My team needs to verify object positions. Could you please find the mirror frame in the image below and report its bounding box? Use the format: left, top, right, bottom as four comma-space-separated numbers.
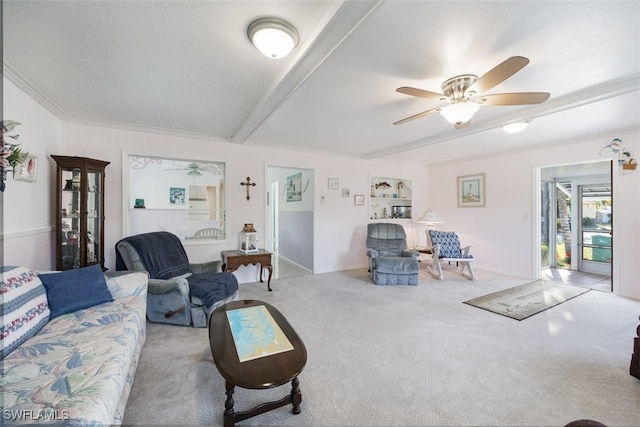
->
122, 152, 227, 245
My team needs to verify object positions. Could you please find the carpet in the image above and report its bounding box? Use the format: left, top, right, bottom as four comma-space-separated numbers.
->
464, 280, 590, 320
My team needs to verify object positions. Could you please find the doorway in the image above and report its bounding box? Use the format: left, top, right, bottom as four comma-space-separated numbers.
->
265, 166, 315, 275
539, 161, 612, 292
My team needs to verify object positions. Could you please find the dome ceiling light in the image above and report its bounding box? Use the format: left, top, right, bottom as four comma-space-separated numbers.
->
502, 121, 530, 134
248, 17, 299, 59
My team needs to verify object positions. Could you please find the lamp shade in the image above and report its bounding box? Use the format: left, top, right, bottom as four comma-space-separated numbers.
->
439, 101, 479, 125
417, 209, 444, 224
248, 18, 299, 59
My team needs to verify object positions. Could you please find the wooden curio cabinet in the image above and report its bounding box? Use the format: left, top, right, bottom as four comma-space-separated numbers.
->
52, 155, 110, 270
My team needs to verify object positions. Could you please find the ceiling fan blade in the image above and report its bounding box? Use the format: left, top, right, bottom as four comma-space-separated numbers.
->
393, 107, 440, 125
396, 86, 444, 100
454, 120, 471, 130
468, 56, 530, 94
477, 92, 550, 106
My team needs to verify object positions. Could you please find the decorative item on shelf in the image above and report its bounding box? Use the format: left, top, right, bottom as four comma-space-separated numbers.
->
134, 198, 146, 208
64, 179, 74, 190
0, 120, 28, 192
61, 208, 67, 217
72, 174, 81, 191
622, 159, 637, 171
238, 223, 258, 253
241, 176, 256, 200
397, 180, 404, 198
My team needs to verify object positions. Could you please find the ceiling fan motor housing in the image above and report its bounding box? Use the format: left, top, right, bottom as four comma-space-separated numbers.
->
441, 74, 478, 101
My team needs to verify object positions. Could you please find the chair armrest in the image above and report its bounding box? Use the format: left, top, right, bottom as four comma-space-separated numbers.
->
366, 248, 379, 259
431, 245, 441, 259
189, 260, 223, 274
461, 245, 472, 257
402, 250, 420, 259
105, 271, 149, 299
148, 277, 189, 294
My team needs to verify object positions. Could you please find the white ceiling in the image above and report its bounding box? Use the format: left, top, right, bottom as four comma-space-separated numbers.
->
3, 1, 640, 167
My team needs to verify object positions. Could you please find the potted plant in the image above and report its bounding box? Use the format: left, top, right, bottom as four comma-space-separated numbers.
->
1, 120, 28, 191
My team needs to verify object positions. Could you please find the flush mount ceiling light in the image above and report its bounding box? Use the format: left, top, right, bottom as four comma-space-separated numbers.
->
502, 121, 530, 134
248, 17, 299, 59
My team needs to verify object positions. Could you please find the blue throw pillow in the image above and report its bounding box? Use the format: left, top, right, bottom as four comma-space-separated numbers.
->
39, 264, 113, 319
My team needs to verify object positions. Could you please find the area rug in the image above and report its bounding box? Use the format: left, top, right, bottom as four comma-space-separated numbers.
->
464, 280, 590, 320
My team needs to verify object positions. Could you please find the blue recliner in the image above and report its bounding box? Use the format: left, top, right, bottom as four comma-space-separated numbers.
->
115, 231, 238, 327
366, 223, 420, 285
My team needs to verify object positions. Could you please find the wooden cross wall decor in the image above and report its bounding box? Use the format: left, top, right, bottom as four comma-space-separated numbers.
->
241, 176, 256, 200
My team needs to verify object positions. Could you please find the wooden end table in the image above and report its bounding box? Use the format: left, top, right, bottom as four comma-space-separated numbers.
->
209, 300, 307, 426
221, 249, 273, 291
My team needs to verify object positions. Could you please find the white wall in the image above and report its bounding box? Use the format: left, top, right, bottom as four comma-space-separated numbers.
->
1, 78, 64, 270
61, 123, 430, 276
428, 131, 640, 299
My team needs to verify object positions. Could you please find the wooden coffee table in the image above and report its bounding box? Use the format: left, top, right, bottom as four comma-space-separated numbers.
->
221, 249, 273, 291
208, 299, 307, 426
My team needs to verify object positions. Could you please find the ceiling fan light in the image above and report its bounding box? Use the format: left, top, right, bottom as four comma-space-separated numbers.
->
439, 101, 480, 125
248, 18, 299, 59
502, 121, 530, 134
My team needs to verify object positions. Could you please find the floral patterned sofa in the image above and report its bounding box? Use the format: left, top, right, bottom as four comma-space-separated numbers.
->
1, 265, 148, 425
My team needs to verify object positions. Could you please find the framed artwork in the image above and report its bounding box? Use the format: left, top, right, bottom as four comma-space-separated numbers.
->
354, 194, 364, 205
327, 177, 339, 190
287, 172, 302, 202
342, 188, 350, 197
13, 154, 38, 182
169, 187, 186, 205
457, 173, 485, 207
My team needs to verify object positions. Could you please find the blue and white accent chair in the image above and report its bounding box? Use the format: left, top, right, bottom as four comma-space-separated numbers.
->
427, 230, 476, 280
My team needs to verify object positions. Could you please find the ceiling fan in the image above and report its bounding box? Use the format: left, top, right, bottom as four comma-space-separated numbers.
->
394, 56, 550, 129
164, 161, 225, 177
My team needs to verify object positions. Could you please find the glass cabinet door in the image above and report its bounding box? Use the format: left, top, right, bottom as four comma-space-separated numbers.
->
60, 167, 82, 270
53, 155, 110, 271
86, 169, 103, 266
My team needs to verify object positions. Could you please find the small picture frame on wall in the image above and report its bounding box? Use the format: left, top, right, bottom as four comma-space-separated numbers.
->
342, 188, 350, 197
327, 178, 339, 190
354, 194, 364, 205
169, 187, 186, 205
457, 173, 485, 207
13, 154, 38, 182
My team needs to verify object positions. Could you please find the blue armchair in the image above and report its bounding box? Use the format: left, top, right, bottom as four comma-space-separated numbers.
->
366, 223, 420, 285
427, 230, 476, 280
115, 231, 238, 327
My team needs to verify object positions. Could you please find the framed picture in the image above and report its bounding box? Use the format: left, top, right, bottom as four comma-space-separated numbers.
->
169, 187, 186, 205
457, 173, 485, 207
354, 194, 364, 205
342, 188, 350, 197
287, 172, 302, 202
13, 154, 38, 182
327, 177, 339, 190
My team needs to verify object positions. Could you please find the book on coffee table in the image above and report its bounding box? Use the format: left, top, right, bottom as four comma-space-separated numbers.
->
226, 305, 294, 362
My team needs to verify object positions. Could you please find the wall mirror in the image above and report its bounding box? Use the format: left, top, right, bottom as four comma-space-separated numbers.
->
124, 154, 226, 243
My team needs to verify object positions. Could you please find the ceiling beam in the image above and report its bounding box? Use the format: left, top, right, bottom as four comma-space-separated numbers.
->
363, 75, 640, 160
230, 0, 381, 144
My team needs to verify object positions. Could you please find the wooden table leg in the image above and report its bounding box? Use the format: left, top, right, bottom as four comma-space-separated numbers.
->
291, 377, 302, 414
224, 382, 236, 427
266, 265, 273, 291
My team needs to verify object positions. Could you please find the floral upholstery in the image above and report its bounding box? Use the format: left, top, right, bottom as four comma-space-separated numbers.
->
0, 271, 147, 425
